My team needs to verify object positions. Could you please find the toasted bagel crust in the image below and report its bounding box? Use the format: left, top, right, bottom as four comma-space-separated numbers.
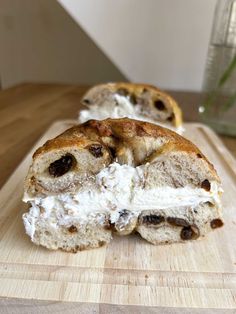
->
33, 118, 218, 181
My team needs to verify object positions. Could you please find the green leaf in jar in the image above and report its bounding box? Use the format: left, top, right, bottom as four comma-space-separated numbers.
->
218, 54, 236, 87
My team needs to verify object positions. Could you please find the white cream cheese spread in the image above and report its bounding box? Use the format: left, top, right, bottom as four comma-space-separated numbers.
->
23, 163, 221, 239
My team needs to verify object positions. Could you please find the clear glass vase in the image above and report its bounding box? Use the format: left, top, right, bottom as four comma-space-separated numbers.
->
199, 0, 236, 136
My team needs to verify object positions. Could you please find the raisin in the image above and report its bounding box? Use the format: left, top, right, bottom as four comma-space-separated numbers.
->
68, 225, 78, 233
107, 220, 115, 231
130, 94, 137, 105
104, 222, 112, 230
180, 225, 199, 240
210, 219, 224, 229
180, 226, 193, 240
98, 241, 106, 247
201, 179, 211, 191
117, 88, 129, 96
83, 98, 90, 104
206, 201, 214, 207
109, 146, 116, 159
39, 206, 45, 214
167, 113, 174, 121
142, 215, 165, 225
119, 209, 129, 218
48, 154, 74, 177
88, 144, 103, 158
197, 153, 202, 158
167, 217, 189, 227
154, 100, 166, 111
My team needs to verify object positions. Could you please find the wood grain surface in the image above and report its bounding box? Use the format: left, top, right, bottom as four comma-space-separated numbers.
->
0, 83, 235, 190
0, 84, 236, 313
0, 120, 235, 312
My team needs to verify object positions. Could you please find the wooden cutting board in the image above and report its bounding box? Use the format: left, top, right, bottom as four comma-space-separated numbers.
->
0, 120, 236, 311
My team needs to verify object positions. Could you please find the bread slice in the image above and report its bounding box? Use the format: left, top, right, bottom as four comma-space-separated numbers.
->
79, 83, 183, 133
23, 118, 223, 252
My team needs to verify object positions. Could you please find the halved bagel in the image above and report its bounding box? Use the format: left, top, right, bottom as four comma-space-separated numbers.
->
23, 118, 223, 252
79, 83, 183, 132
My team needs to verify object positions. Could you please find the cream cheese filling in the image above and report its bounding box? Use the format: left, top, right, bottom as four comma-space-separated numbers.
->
78, 94, 184, 134
23, 163, 221, 239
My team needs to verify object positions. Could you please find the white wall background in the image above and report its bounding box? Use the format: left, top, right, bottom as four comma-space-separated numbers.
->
59, 0, 217, 91
0, 0, 217, 91
0, 0, 125, 89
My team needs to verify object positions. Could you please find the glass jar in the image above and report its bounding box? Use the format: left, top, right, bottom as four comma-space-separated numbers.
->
199, 0, 236, 136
